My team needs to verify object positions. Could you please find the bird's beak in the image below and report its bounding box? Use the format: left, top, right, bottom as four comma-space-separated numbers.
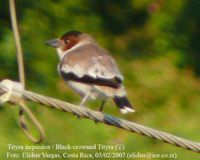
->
46, 39, 60, 48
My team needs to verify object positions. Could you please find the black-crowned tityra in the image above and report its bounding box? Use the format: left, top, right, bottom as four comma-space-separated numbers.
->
46, 31, 134, 114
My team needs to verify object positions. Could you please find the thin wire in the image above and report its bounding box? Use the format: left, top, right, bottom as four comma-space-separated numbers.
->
19, 101, 44, 143
9, 0, 45, 143
9, 0, 25, 85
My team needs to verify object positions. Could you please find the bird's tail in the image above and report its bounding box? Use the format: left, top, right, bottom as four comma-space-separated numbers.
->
113, 96, 135, 114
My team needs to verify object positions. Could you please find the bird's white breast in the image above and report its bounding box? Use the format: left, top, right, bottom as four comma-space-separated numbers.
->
67, 81, 95, 99
67, 80, 126, 100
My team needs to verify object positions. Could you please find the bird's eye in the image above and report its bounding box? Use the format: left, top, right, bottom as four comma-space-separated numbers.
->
65, 39, 70, 44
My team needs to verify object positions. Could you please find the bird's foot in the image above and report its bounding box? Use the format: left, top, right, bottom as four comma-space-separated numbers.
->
94, 109, 103, 124
75, 105, 87, 119
72, 112, 81, 119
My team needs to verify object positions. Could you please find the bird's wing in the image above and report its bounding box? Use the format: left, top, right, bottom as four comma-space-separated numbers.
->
59, 44, 124, 88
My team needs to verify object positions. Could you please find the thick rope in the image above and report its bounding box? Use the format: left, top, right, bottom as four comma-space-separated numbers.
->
0, 82, 199, 153
9, 0, 45, 143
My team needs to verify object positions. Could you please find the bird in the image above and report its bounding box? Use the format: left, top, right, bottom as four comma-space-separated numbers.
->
46, 31, 134, 114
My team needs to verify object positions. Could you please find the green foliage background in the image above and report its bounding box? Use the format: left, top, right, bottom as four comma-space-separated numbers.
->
0, 0, 200, 159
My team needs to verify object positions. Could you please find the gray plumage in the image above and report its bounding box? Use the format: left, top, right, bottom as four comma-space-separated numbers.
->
46, 31, 134, 113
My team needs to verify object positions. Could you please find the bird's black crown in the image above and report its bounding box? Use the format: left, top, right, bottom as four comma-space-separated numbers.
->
61, 31, 82, 39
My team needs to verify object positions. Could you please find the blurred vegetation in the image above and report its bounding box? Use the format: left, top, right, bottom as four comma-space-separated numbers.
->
0, 0, 200, 159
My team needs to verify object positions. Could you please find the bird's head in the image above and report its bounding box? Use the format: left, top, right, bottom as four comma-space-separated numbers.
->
46, 30, 82, 49
46, 30, 95, 58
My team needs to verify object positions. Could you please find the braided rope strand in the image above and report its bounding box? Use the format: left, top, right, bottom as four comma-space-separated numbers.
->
0, 82, 199, 153
21, 89, 200, 153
